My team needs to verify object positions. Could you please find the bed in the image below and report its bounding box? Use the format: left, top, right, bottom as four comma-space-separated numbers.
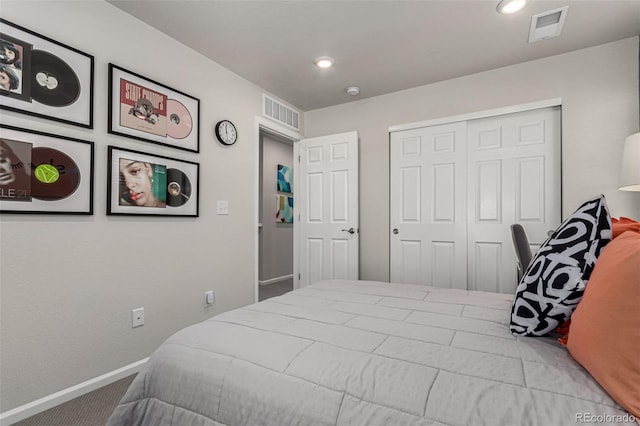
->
107, 279, 633, 426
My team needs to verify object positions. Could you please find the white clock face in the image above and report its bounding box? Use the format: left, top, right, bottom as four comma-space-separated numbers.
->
217, 120, 237, 145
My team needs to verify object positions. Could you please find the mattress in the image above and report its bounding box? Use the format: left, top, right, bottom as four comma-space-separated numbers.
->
107, 279, 633, 426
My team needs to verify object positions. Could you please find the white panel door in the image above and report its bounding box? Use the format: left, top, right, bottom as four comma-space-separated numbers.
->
389, 106, 561, 293
390, 122, 467, 288
467, 107, 561, 293
295, 131, 359, 288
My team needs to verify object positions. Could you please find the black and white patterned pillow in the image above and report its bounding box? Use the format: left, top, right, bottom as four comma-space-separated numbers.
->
510, 195, 612, 336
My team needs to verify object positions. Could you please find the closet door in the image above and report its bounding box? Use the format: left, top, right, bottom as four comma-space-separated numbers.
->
389, 122, 467, 288
389, 106, 561, 293
467, 107, 561, 293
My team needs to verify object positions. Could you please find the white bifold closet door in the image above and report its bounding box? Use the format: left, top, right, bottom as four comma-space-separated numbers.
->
390, 106, 561, 294
389, 122, 468, 289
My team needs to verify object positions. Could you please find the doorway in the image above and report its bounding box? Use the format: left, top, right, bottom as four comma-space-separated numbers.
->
258, 127, 296, 301
253, 117, 360, 302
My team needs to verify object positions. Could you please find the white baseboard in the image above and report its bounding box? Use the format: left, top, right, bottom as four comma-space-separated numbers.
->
0, 358, 148, 426
259, 274, 293, 286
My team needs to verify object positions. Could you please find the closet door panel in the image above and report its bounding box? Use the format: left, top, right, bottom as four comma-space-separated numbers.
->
467, 107, 561, 294
390, 123, 467, 288
516, 156, 546, 222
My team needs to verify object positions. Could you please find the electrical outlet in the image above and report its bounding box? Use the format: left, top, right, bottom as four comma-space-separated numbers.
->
216, 200, 229, 215
205, 290, 215, 305
132, 308, 144, 328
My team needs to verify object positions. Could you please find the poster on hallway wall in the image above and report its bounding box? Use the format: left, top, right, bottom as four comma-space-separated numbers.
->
277, 164, 292, 193
276, 194, 293, 223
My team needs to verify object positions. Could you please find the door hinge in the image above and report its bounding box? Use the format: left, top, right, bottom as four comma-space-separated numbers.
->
298, 155, 301, 163
298, 273, 301, 280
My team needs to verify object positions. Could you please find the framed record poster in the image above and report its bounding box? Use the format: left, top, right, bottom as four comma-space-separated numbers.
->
107, 146, 199, 217
108, 64, 200, 153
0, 19, 94, 128
0, 124, 94, 214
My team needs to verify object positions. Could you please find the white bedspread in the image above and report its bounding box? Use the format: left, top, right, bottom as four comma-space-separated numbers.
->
107, 280, 633, 426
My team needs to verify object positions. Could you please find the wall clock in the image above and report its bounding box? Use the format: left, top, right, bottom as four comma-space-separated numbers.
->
215, 120, 237, 146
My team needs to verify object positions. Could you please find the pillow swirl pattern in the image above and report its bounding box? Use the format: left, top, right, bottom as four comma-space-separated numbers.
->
510, 195, 612, 336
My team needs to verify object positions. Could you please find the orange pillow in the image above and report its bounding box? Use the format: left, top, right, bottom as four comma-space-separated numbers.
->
556, 217, 639, 340
612, 217, 640, 239
566, 231, 640, 417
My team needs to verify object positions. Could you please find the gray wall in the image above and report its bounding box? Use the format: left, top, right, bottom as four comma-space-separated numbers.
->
0, 0, 296, 412
259, 134, 294, 282
304, 37, 640, 283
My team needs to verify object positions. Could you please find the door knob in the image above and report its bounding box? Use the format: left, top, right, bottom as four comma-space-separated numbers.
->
341, 227, 356, 234
393, 228, 399, 234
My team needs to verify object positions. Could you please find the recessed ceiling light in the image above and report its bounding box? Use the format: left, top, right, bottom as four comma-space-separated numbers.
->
314, 56, 335, 69
497, 0, 527, 14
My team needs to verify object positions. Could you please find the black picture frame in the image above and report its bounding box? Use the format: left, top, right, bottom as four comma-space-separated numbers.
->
0, 19, 94, 129
107, 146, 199, 217
108, 64, 200, 153
0, 124, 94, 214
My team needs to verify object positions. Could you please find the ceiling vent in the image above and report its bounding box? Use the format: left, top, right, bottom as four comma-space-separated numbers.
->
263, 94, 300, 131
528, 6, 568, 43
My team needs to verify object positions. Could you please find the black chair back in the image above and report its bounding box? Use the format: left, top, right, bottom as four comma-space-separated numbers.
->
511, 224, 533, 281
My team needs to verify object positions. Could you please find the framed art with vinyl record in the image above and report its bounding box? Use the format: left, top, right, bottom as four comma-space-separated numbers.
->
0, 19, 94, 129
107, 146, 199, 217
108, 64, 200, 153
0, 124, 94, 214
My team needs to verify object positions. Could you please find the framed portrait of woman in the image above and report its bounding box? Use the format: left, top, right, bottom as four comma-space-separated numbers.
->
107, 146, 199, 217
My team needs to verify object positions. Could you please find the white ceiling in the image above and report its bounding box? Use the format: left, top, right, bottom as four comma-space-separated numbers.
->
108, 0, 639, 112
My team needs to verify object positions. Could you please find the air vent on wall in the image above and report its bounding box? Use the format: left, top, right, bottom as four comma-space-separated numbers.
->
263, 94, 300, 131
528, 6, 568, 43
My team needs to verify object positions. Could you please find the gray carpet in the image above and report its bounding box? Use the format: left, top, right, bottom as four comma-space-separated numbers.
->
13, 375, 134, 426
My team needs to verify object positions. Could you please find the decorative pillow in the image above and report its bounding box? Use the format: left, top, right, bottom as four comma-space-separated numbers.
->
565, 231, 640, 417
612, 217, 640, 238
510, 194, 612, 336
